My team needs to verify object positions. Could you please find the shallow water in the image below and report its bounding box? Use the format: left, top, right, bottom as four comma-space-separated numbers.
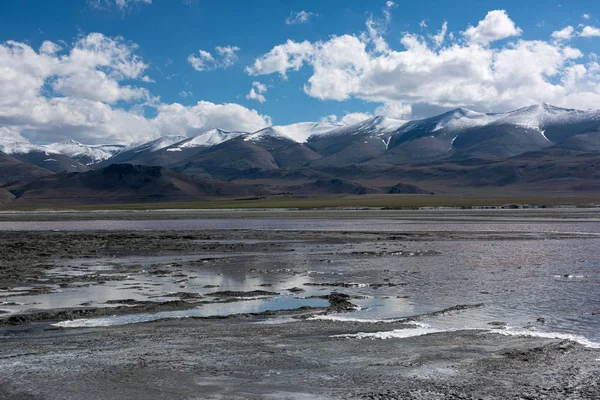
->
2, 216, 600, 234
1, 215, 599, 345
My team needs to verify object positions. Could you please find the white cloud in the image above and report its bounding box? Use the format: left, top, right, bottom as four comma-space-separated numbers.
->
583, 13, 591, 20
321, 112, 374, 125
115, 0, 151, 9
215, 45, 240, 67
39, 41, 62, 55
339, 112, 373, 125
247, 10, 600, 113
246, 40, 314, 78
179, 90, 193, 98
0, 35, 270, 145
246, 81, 268, 103
0, 126, 27, 143
581, 26, 600, 37
0, 33, 149, 107
52, 70, 149, 103
153, 101, 271, 136
89, 0, 151, 11
432, 21, 448, 47
187, 50, 215, 71
551, 26, 575, 41
188, 46, 240, 72
375, 102, 412, 119
463, 10, 522, 45
553, 25, 600, 40
386, 1, 397, 8
286, 11, 318, 25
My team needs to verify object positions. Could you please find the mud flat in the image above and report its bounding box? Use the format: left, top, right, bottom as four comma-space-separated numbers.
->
1, 212, 599, 399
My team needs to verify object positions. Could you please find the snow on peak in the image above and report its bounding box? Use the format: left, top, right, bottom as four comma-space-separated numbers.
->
431, 108, 492, 132
361, 116, 407, 133
243, 127, 289, 142
273, 121, 343, 143
175, 128, 245, 149
0, 139, 58, 155
132, 135, 188, 153
322, 116, 406, 138
46, 141, 124, 163
493, 103, 597, 131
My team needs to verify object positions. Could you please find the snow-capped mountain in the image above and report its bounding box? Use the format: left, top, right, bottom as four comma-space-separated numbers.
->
4, 103, 600, 182
0, 139, 58, 156
243, 127, 291, 143
46, 140, 126, 166
169, 128, 246, 150
130, 135, 189, 153
322, 116, 406, 138
304, 117, 407, 167
0, 138, 89, 173
273, 121, 343, 143
492, 103, 600, 131
94, 135, 189, 168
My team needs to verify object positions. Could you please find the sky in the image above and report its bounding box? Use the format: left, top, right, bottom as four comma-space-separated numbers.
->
1, 0, 600, 145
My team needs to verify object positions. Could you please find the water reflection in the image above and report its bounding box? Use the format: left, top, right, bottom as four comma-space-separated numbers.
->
0, 229, 599, 343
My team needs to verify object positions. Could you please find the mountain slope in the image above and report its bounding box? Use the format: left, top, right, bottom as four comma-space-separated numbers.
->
95, 135, 188, 168
369, 104, 600, 165
0, 152, 53, 185
306, 117, 405, 167
175, 128, 321, 179
5, 164, 266, 204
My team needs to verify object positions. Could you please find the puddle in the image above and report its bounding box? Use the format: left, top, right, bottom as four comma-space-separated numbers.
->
53, 297, 329, 328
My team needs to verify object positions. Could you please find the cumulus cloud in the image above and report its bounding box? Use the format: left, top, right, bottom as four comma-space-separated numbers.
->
432, 21, 448, 47
339, 112, 374, 125
215, 46, 240, 67
551, 25, 600, 40
0, 33, 149, 107
555, 25, 600, 40
581, 26, 600, 38
375, 102, 412, 119
286, 11, 318, 25
187, 50, 215, 71
321, 112, 374, 125
552, 26, 575, 41
463, 10, 522, 45
246, 40, 314, 78
188, 46, 240, 72
153, 101, 271, 136
39, 41, 62, 55
246, 81, 268, 103
246, 10, 600, 113
0, 35, 270, 145
0, 126, 27, 143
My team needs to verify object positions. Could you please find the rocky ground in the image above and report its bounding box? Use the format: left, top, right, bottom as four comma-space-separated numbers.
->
1, 316, 599, 399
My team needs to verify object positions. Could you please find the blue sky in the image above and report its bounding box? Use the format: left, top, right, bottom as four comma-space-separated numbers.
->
1, 0, 600, 144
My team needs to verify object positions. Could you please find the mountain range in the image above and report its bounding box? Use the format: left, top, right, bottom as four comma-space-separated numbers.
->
2, 104, 600, 204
